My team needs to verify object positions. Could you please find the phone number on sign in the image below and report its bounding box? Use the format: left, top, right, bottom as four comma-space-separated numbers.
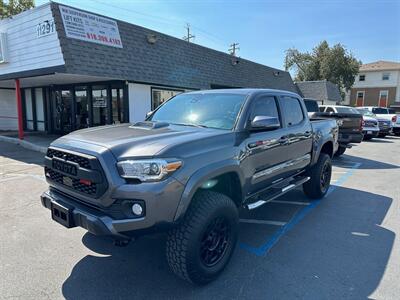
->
86, 33, 121, 45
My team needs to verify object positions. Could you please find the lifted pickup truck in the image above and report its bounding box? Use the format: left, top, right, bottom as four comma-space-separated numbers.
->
304, 99, 363, 156
41, 89, 338, 284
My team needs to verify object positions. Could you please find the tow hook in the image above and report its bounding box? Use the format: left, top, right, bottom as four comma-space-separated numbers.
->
113, 238, 132, 247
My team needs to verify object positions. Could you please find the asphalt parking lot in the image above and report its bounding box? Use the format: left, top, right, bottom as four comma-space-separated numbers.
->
1, 137, 399, 299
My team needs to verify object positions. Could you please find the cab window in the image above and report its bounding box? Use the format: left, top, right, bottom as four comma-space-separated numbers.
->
250, 96, 280, 122
279, 96, 304, 127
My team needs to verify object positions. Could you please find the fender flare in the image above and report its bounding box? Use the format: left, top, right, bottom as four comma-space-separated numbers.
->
173, 159, 245, 221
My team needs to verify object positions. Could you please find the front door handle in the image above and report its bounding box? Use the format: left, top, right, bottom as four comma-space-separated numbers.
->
279, 136, 289, 144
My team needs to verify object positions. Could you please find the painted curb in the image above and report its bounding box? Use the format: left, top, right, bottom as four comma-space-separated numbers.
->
0, 136, 47, 154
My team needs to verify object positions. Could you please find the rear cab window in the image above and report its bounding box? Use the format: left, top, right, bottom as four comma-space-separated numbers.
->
304, 99, 319, 112
372, 107, 389, 114
279, 96, 304, 127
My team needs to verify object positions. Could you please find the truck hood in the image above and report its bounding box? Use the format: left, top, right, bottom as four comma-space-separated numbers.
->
52, 123, 230, 159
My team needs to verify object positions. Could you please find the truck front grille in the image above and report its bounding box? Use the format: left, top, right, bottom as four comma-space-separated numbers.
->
45, 148, 108, 198
47, 148, 91, 169
45, 167, 97, 195
365, 121, 377, 127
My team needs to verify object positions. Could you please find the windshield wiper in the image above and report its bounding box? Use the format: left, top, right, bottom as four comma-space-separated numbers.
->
172, 123, 209, 128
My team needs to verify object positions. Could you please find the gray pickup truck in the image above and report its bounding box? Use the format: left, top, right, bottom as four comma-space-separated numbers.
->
41, 89, 338, 284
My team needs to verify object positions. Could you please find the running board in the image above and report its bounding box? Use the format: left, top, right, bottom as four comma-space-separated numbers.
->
246, 176, 310, 210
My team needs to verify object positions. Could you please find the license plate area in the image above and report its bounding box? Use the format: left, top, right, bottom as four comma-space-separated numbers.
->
51, 201, 75, 228
367, 131, 372, 134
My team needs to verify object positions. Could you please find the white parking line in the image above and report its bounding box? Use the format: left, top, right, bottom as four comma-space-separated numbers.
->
239, 219, 287, 226
270, 200, 310, 206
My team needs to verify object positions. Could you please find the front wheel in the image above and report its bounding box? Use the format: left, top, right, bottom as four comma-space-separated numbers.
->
303, 153, 332, 199
334, 146, 346, 157
166, 190, 238, 285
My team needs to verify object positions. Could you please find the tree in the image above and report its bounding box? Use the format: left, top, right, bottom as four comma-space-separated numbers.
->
284, 40, 361, 98
0, 0, 34, 19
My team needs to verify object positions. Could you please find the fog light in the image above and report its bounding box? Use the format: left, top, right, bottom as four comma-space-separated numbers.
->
132, 203, 143, 216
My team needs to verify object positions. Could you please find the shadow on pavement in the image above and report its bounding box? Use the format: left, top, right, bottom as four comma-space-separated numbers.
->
365, 139, 393, 143
333, 154, 399, 170
62, 186, 394, 299
0, 141, 44, 166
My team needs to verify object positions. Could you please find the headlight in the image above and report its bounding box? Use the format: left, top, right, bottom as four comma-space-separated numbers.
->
117, 159, 182, 182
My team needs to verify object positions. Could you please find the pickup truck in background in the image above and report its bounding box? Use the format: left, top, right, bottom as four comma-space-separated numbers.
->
357, 106, 400, 136
304, 99, 363, 156
41, 89, 338, 284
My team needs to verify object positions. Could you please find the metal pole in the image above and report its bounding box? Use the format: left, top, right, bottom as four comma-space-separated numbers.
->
15, 79, 24, 140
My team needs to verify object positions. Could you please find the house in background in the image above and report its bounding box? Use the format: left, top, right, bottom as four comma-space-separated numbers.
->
295, 80, 342, 105
347, 61, 400, 110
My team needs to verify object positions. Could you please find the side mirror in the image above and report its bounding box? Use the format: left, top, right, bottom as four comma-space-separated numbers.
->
250, 116, 280, 131
145, 111, 154, 119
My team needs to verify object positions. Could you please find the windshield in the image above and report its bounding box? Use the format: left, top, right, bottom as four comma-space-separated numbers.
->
149, 93, 247, 130
356, 109, 376, 117
335, 107, 359, 114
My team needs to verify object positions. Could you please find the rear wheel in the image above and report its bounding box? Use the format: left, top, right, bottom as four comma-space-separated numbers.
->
334, 146, 346, 157
303, 153, 332, 199
166, 190, 238, 285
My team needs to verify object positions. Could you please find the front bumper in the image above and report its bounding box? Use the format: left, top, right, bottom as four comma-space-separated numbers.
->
41, 176, 184, 238
362, 127, 379, 137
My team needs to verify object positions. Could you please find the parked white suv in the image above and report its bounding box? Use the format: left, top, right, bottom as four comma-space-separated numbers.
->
358, 106, 400, 136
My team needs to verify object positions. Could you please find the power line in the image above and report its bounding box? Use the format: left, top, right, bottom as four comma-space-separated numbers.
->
183, 23, 195, 42
86, 0, 229, 48
229, 43, 240, 56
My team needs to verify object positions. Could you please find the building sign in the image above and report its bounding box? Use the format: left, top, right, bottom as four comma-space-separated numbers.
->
37, 20, 56, 38
59, 5, 123, 48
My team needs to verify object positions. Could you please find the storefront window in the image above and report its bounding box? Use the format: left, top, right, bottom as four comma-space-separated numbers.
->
75, 87, 89, 129
92, 86, 108, 126
111, 88, 124, 124
152, 88, 183, 110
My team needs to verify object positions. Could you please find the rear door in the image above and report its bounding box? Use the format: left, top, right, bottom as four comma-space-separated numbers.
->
278, 96, 313, 176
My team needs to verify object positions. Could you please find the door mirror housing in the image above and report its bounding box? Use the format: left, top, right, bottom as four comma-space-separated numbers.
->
250, 116, 280, 131
145, 111, 154, 119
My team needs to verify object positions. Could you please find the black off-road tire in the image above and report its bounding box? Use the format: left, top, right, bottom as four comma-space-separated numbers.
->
166, 190, 238, 285
334, 146, 346, 157
303, 153, 332, 199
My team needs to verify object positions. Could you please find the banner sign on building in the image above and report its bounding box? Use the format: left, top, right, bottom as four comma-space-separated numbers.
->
59, 5, 123, 48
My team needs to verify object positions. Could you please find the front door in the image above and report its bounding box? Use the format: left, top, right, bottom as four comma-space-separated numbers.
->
52, 89, 73, 134
379, 91, 388, 107
356, 91, 364, 106
242, 95, 289, 195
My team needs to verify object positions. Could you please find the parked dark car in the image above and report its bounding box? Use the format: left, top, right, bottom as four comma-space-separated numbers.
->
41, 89, 338, 284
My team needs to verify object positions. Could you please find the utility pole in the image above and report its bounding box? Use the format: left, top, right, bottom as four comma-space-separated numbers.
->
228, 43, 240, 56
183, 23, 195, 42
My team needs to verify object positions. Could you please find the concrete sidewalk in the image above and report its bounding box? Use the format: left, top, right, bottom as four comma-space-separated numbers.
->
0, 131, 59, 154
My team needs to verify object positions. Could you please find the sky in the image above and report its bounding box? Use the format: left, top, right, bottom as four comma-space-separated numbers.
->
36, 0, 400, 70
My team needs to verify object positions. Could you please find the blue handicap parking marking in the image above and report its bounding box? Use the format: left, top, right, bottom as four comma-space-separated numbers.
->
239, 162, 362, 256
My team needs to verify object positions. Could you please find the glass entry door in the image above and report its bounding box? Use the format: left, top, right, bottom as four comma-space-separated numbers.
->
52, 89, 73, 134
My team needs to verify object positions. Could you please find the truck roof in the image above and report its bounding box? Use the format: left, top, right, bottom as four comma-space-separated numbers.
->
184, 88, 301, 98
